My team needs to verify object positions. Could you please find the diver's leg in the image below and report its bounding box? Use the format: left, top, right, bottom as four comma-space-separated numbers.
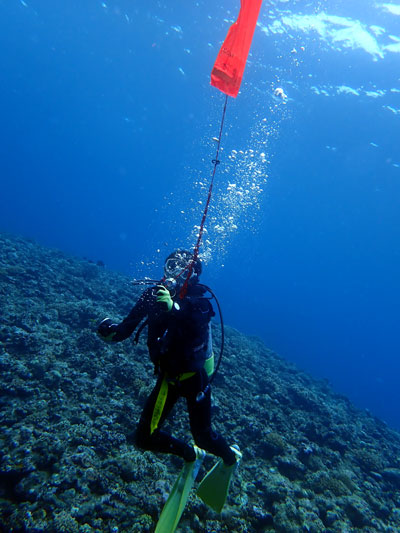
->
184, 369, 236, 465
135, 374, 196, 461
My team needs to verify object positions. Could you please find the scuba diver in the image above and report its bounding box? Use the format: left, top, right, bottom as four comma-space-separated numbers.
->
97, 250, 240, 531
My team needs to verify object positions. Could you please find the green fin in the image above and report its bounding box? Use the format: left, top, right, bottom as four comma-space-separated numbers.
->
196, 446, 242, 513
155, 447, 205, 533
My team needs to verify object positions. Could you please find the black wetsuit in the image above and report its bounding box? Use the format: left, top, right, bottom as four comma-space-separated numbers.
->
112, 282, 236, 465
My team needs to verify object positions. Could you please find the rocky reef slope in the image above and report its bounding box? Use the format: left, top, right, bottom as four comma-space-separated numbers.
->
1, 232, 400, 532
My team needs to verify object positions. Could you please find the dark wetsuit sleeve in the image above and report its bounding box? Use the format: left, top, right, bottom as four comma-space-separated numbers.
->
112, 288, 153, 342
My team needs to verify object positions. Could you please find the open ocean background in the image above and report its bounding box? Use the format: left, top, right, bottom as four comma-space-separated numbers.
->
1, 0, 399, 430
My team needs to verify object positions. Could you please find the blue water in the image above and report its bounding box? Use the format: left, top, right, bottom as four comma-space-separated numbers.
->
1, 1, 400, 429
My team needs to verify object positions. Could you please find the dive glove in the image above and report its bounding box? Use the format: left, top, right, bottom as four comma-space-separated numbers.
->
156, 285, 173, 312
97, 318, 117, 342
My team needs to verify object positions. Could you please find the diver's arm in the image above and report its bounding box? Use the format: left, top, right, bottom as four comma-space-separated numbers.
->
97, 288, 153, 343
112, 288, 154, 341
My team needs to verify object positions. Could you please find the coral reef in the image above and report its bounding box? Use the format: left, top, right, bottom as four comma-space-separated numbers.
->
1, 231, 400, 532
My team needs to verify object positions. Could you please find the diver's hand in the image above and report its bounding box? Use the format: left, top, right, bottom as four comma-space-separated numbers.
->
97, 318, 117, 342
156, 285, 173, 312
